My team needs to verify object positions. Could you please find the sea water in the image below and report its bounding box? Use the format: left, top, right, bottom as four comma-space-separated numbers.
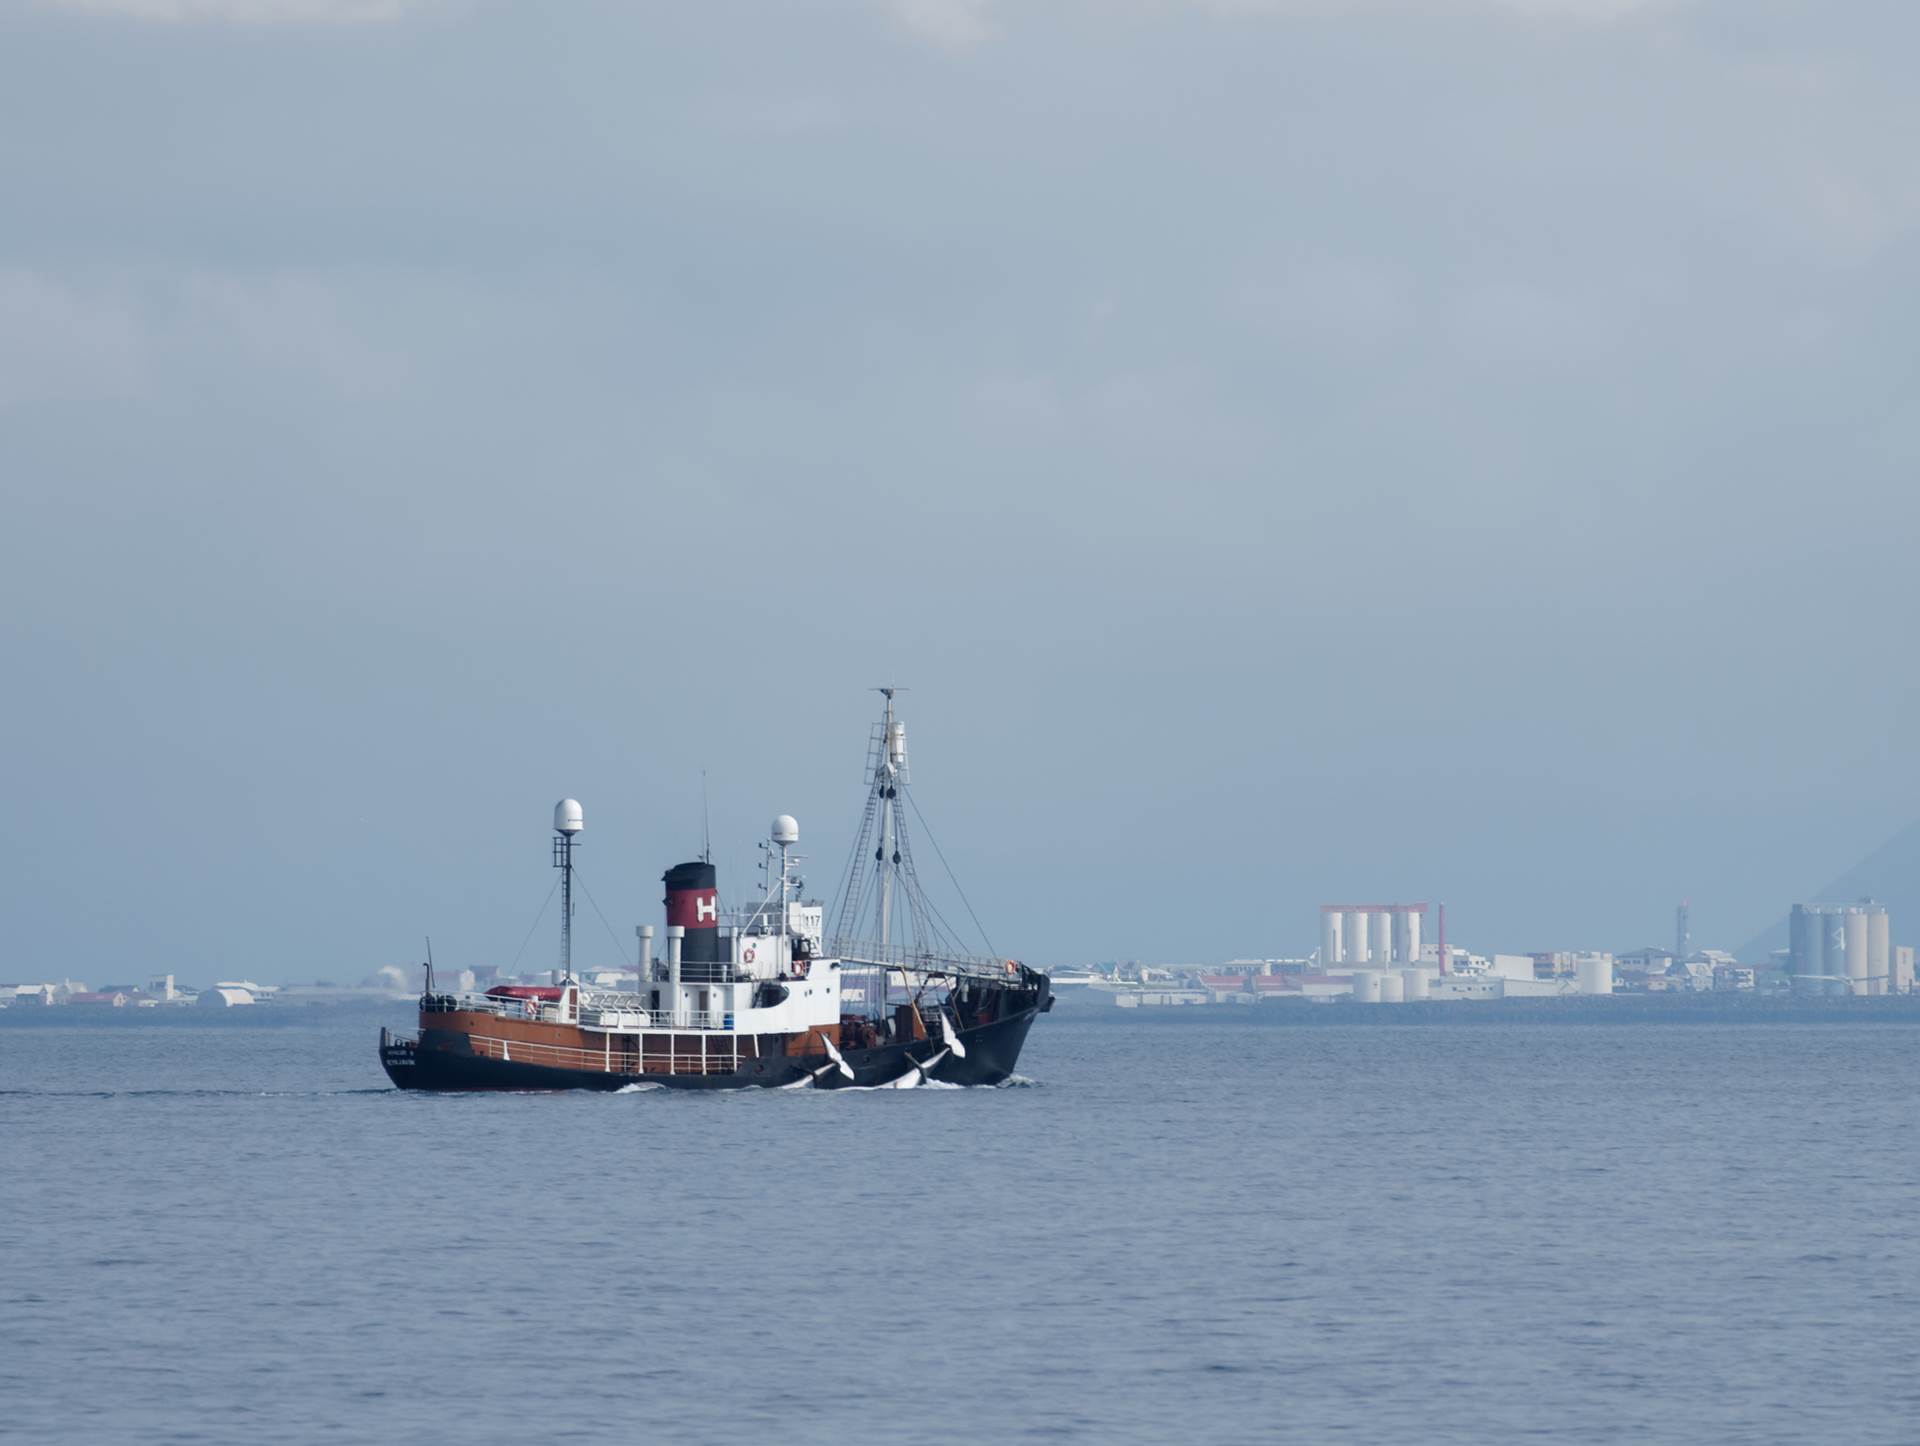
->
4, 1004, 1920, 1444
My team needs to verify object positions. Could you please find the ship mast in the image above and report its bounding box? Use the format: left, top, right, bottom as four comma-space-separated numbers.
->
832, 687, 1004, 990
553, 799, 583, 982
876, 688, 898, 959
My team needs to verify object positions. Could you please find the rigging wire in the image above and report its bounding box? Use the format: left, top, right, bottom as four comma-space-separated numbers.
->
905, 787, 997, 959
828, 762, 877, 943
507, 876, 563, 973
574, 867, 636, 968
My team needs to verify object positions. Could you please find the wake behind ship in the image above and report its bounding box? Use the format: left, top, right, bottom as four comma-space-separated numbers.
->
379, 692, 1051, 1091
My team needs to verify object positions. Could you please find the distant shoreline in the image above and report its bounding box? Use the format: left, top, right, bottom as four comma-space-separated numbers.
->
0, 998, 411, 1027
1057, 993, 1920, 1025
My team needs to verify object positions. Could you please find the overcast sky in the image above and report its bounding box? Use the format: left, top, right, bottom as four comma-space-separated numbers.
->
3, 0, 1917, 983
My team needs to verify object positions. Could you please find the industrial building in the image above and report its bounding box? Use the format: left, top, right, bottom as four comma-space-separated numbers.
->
1787, 902, 1909, 995
1318, 903, 1427, 968
1308, 902, 1614, 1002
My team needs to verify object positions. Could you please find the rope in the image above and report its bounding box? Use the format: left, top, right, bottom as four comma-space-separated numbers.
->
508, 876, 562, 973
574, 867, 636, 967
905, 787, 997, 959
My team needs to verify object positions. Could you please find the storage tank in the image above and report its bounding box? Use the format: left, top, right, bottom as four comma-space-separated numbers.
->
1349, 970, 1382, 1003
1400, 967, 1429, 1001
1789, 905, 1817, 978
1576, 956, 1613, 996
1868, 908, 1890, 995
1372, 911, 1394, 963
1823, 911, 1849, 991
1345, 911, 1369, 967
1320, 910, 1343, 969
1844, 909, 1870, 996
1378, 971, 1405, 1003
1403, 911, 1423, 968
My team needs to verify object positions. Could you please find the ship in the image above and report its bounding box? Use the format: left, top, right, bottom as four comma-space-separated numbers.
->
379, 690, 1051, 1090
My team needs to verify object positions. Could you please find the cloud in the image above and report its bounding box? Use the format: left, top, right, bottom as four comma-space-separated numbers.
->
875, 0, 1686, 47
1239, 262, 1414, 352
41, 0, 429, 22
0, 271, 145, 407
1197, 0, 1679, 15
0, 268, 413, 408
876, 0, 997, 49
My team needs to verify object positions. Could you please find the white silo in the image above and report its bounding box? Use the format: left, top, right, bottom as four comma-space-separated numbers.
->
1868, 908, 1891, 996
1319, 910, 1343, 969
1399, 967, 1429, 1000
1823, 912, 1849, 993
1576, 956, 1613, 996
1379, 971, 1405, 1003
1402, 911, 1423, 967
1350, 970, 1383, 1003
1844, 909, 1870, 996
1345, 911, 1370, 967
1371, 910, 1393, 963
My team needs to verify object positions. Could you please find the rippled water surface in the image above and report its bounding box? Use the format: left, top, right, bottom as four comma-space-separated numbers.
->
6, 1002, 1920, 1444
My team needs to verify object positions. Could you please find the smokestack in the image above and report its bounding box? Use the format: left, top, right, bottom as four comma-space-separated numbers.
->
1437, 900, 1447, 975
638, 924, 655, 978
666, 925, 684, 993
663, 861, 721, 964
1675, 900, 1691, 961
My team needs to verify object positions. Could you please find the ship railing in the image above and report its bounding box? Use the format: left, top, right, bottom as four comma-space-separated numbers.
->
635, 957, 832, 986
430, 990, 734, 1031
826, 938, 1032, 985
631, 959, 744, 985
674, 961, 742, 984
468, 1030, 757, 1076
577, 1005, 729, 1031
725, 900, 825, 932
425, 992, 546, 1021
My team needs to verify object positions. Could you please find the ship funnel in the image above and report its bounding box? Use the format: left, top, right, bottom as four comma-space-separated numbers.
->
663, 861, 721, 964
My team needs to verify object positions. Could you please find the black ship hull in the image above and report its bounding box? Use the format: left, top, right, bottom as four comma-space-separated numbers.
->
380, 1001, 1043, 1093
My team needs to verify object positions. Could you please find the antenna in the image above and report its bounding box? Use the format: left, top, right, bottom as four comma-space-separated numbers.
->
701, 770, 712, 864
424, 935, 436, 998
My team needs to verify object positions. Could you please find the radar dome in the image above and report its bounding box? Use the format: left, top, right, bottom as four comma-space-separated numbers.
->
772, 814, 799, 845
554, 798, 584, 835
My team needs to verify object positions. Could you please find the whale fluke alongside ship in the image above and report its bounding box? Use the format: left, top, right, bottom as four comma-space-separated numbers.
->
378, 692, 1051, 1091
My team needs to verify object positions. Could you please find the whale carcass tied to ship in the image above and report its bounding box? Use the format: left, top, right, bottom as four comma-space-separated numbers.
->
379, 692, 1051, 1090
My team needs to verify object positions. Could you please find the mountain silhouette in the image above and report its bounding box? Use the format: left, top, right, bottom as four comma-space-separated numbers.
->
1738, 819, 1920, 962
